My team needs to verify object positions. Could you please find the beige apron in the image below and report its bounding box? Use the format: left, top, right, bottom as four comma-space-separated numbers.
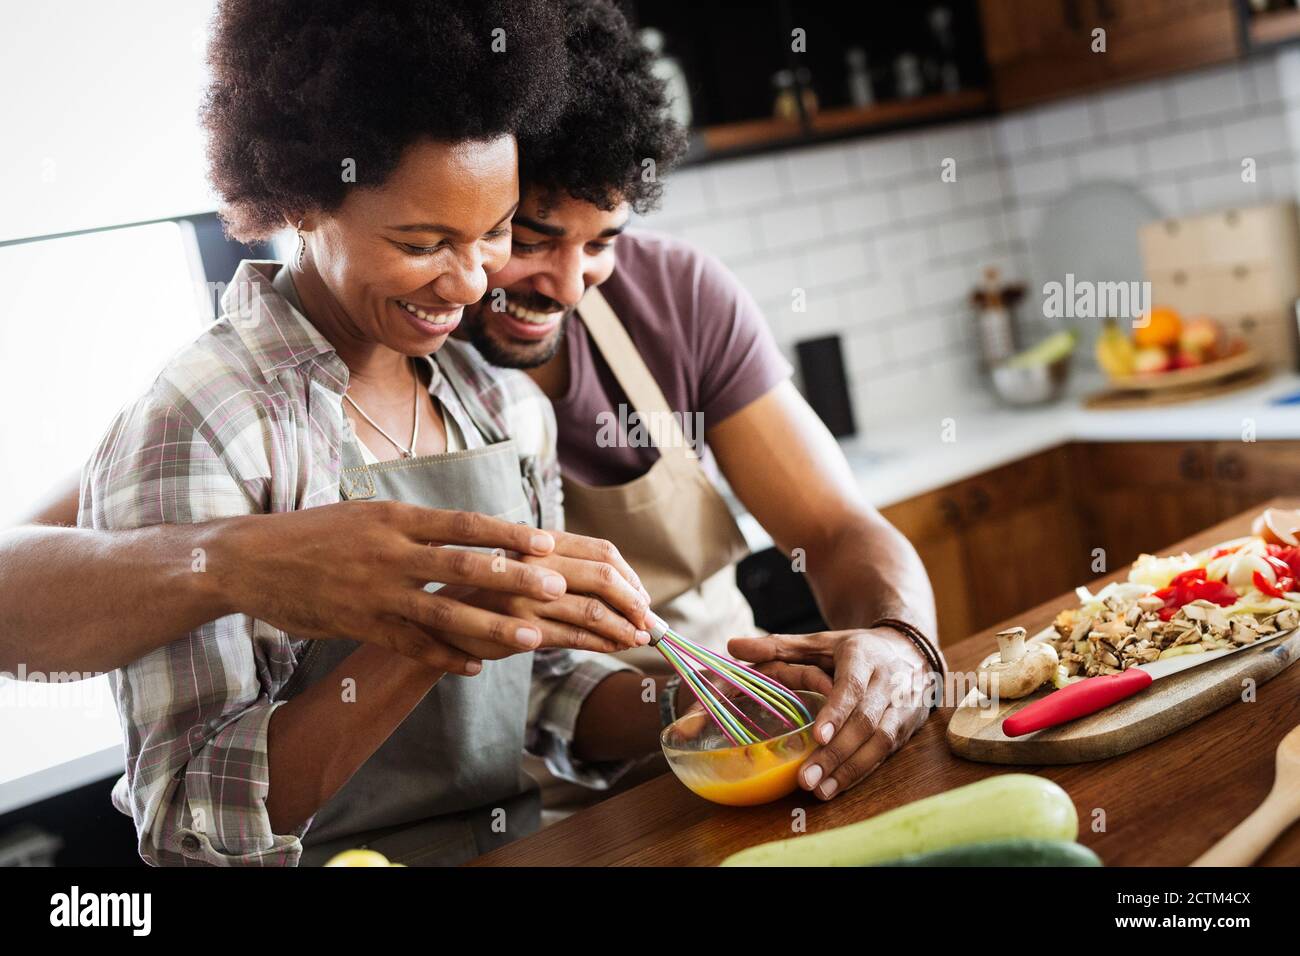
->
562, 286, 756, 668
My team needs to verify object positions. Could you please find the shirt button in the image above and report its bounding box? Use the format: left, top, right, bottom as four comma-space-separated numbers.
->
181, 834, 201, 852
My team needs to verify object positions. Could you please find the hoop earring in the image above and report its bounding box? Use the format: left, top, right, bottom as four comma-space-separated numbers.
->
295, 219, 306, 269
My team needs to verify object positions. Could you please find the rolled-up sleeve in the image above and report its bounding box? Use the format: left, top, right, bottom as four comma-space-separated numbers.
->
526, 649, 640, 789
82, 393, 304, 866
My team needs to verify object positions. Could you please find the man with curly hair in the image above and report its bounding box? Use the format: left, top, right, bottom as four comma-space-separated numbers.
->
462, 0, 944, 803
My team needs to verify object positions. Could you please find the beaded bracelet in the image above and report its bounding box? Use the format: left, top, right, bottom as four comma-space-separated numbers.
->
870, 617, 946, 710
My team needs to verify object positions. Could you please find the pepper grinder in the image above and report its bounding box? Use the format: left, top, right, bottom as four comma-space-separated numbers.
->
971, 267, 1025, 368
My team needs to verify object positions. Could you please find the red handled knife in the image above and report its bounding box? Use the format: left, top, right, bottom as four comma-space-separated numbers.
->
1002, 627, 1297, 738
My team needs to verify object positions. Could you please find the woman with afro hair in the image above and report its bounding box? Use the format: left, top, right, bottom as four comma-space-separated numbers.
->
78, 0, 660, 866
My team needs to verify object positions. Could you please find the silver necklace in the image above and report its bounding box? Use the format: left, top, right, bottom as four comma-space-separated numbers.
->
343, 359, 422, 458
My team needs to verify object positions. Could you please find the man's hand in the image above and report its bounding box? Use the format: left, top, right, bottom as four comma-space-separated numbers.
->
212, 500, 575, 676
728, 627, 931, 800
446, 530, 653, 654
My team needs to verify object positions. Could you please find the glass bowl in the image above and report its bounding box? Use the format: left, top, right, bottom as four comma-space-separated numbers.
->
660, 690, 824, 806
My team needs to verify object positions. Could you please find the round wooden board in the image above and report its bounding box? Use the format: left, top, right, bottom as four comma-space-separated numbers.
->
945, 629, 1300, 765
1083, 364, 1272, 409
1104, 348, 1262, 393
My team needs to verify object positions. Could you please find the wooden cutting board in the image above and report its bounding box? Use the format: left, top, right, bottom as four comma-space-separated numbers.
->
946, 628, 1300, 764
1083, 365, 1271, 410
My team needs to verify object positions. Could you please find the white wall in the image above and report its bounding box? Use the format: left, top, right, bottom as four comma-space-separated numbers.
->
642, 50, 1300, 430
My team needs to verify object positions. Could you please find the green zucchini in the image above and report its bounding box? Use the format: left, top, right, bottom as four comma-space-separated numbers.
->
720, 773, 1077, 867
874, 838, 1101, 867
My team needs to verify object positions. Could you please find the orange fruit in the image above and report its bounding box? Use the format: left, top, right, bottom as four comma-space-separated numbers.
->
1133, 306, 1182, 349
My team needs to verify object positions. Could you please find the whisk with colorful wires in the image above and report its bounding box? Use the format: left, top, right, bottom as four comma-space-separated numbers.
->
649, 614, 813, 746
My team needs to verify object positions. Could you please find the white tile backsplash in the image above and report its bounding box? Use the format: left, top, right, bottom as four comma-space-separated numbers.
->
956, 164, 1007, 209
705, 155, 785, 212
896, 177, 959, 220
1170, 63, 1250, 121
1074, 141, 1144, 181
1143, 125, 1224, 175
824, 188, 895, 237
1008, 153, 1073, 200
852, 134, 922, 181
1033, 100, 1097, 150
800, 238, 874, 289
872, 224, 936, 270
781, 143, 857, 197
1096, 83, 1171, 137
1221, 110, 1290, 160
651, 166, 710, 227
994, 112, 1037, 157
641, 49, 1300, 429
756, 201, 827, 248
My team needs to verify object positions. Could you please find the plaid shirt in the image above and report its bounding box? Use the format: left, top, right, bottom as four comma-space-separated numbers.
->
79, 261, 634, 867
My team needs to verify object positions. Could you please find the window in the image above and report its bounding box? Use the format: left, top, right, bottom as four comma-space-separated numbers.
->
0, 221, 209, 525
0, 0, 219, 242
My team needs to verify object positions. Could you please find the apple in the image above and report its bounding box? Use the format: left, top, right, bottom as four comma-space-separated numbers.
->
1133, 346, 1172, 374
1179, 317, 1220, 360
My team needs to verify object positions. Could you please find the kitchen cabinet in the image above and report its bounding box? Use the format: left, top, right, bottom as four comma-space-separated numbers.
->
881, 485, 981, 646
745, 439, 1300, 648
1212, 440, 1300, 515
1067, 441, 1224, 572
1070, 441, 1300, 569
978, 0, 1240, 109
882, 439, 1300, 646
881, 448, 1081, 644
958, 450, 1083, 625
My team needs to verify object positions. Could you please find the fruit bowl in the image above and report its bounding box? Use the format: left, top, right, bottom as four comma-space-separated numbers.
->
660, 691, 823, 806
1105, 347, 1261, 392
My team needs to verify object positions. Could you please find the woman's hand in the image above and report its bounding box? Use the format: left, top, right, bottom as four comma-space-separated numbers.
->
727, 627, 931, 799
210, 500, 576, 675
444, 530, 653, 655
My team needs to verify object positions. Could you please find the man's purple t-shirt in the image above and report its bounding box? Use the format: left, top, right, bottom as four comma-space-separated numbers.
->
551, 230, 792, 487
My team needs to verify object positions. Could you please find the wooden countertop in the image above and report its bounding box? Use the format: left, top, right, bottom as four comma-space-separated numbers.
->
471, 499, 1300, 867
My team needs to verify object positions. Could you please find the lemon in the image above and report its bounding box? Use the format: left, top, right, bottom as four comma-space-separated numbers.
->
324, 848, 394, 867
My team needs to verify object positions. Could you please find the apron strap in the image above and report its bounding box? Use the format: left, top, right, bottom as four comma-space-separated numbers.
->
575, 286, 696, 462
435, 346, 550, 528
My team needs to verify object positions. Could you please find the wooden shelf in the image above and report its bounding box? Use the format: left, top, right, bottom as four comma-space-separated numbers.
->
697, 116, 803, 155
692, 88, 991, 162
1248, 7, 1300, 46
809, 88, 992, 135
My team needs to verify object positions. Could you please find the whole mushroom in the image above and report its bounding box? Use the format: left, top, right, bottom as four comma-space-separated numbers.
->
976, 626, 1059, 700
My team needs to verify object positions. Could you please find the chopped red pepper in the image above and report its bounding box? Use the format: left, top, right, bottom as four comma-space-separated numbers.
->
1153, 569, 1238, 619
1265, 545, 1300, 580
1254, 571, 1286, 598
1193, 580, 1240, 605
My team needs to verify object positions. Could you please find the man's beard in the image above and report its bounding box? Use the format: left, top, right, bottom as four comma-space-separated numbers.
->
467, 306, 571, 370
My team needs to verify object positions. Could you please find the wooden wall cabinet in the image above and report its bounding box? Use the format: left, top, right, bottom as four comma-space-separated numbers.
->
978, 0, 1240, 109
